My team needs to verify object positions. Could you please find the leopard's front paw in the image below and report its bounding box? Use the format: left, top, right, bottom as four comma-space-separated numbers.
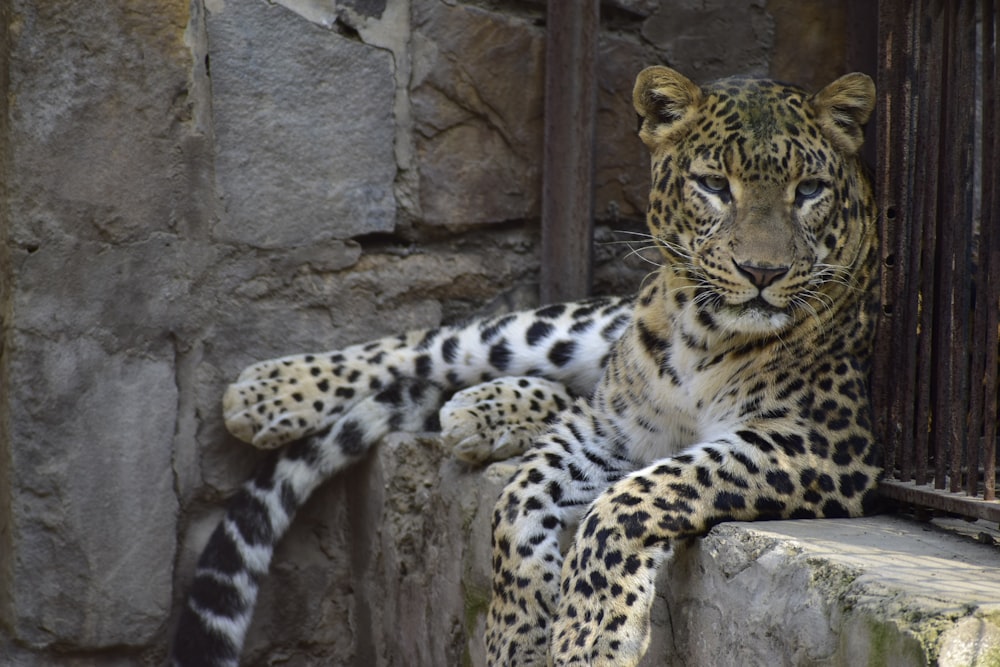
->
440, 376, 571, 464
222, 353, 367, 448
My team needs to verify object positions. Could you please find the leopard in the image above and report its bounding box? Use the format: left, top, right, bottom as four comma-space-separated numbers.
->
170, 65, 879, 667
484, 66, 880, 666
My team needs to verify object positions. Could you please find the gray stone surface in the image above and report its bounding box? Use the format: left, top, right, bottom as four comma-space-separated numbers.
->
2, 332, 178, 648
207, 0, 397, 247
647, 516, 1000, 667
4, 0, 199, 246
1, 0, 197, 650
179, 434, 1000, 667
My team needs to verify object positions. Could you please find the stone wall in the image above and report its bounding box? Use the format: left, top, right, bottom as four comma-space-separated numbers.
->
0, 1, 856, 664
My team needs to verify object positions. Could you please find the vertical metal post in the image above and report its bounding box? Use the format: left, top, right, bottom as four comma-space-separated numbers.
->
540, 0, 599, 305
874, 0, 918, 480
933, 1, 976, 492
913, 1, 944, 488
974, 0, 998, 500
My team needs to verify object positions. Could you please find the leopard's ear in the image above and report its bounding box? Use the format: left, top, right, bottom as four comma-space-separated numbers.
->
633, 66, 702, 149
810, 72, 876, 155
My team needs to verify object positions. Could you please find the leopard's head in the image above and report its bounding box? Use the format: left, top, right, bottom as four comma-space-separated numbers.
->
633, 66, 877, 337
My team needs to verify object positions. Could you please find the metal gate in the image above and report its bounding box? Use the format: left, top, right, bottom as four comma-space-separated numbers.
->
874, 0, 1000, 521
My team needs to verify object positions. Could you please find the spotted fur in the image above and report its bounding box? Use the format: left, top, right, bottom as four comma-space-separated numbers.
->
485, 67, 879, 666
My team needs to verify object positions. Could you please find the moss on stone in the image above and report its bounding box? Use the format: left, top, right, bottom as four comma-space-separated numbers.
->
462, 583, 491, 667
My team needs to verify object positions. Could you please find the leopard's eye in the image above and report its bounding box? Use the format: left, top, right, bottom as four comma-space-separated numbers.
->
698, 174, 729, 194
796, 179, 823, 199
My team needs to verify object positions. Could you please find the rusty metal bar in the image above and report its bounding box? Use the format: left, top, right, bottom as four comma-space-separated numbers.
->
929, 1, 952, 490
879, 480, 1000, 523
937, 1, 977, 493
954, 0, 977, 494
979, 0, 999, 501
966, 0, 989, 498
874, 0, 918, 480
911, 0, 943, 487
539, 0, 599, 305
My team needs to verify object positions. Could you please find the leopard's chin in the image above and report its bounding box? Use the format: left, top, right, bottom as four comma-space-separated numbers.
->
716, 298, 792, 335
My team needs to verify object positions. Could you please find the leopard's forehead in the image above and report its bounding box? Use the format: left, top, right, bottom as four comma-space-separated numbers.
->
704, 75, 808, 99
663, 76, 831, 181
698, 76, 814, 141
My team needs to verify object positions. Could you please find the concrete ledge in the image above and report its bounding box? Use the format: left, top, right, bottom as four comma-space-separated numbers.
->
644, 515, 1000, 666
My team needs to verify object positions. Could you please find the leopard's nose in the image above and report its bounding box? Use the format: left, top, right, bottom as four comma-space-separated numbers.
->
734, 262, 790, 289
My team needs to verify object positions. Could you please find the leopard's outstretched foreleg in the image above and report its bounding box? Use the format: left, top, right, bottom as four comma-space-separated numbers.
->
171, 378, 444, 667
221, 334, 444, 448
440, 376, 573, 463
223, 297, 632, 449
550, 432, 881, 666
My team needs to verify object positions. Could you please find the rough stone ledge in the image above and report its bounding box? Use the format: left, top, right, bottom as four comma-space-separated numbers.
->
15, 434, 997, 665
648, 514, 1000, 667
430, 435, 1000, 667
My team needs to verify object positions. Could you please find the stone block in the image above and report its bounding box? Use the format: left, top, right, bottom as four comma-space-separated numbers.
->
647, 517, 1000, 666
207, 0, 397, 247
0, 331, 178, 648
2, 239, 195, 651
411, 0, 545, 225
6, 0, 198, 246
641, 0, 774, 81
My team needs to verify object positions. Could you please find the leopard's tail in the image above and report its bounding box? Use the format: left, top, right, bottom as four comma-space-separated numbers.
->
170, 379, 445, 667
